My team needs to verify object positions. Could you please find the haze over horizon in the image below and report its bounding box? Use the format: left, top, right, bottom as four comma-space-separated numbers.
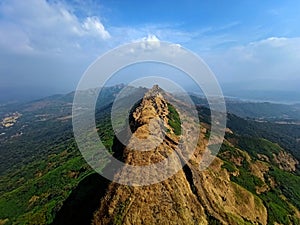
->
1, 0, 300, 103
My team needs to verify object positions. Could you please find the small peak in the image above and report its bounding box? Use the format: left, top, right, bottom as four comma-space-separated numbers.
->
129, 84, 168, 131
150, 84, 161, 92
152, 84, 160, 90
144, 84, 164, 98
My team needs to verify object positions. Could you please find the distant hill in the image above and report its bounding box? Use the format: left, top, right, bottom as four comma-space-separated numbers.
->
190, 94, 300, 122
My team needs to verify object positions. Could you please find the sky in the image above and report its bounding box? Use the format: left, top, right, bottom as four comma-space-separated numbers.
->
0, 0, 300, 102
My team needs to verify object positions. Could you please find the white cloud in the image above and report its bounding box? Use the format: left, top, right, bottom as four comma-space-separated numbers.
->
109, 24, 196, 47
82, 17, 111, 39
144, 34, 160, 42
140, 34, 160, 49
0, 0, 110, 54
204, 36, 300, 91
0, 1, 196, 96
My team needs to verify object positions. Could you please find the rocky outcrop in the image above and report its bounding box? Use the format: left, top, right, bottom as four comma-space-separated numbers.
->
93, 85, 207, 224
273, 150, 299, 172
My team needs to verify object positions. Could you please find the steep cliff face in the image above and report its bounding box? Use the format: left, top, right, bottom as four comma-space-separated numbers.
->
91, 85, 295, 225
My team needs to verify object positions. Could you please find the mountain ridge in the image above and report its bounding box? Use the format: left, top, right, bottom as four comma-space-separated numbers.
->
93, 85, 208, 224
92, 85, 270, 225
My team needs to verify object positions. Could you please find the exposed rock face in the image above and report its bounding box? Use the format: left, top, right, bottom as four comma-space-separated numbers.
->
92, 85, 268, 225
273, 151, 299, 172
191, 158, 267, 225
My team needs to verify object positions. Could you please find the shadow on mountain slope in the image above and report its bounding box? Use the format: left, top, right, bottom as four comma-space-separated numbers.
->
51, 173, 110, 225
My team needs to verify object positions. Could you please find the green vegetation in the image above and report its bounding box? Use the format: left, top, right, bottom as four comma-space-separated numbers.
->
220, 144, 264, 194
0, 129, 113, 224
218, 138, 300, 225
0, 103, 116, 224
113, 199, 130, 225
167, 103, 181, 135
218, 141, 241, 157
226, 212, 254, 225
260, 189, 299, 225
268, 166, 300, 210
0, 150, 91, 224
237, 137, 281, 160
227, 113, 300, 161
231, 166, 264, 194
221, 160, 237, 173
230, 161, 299, 225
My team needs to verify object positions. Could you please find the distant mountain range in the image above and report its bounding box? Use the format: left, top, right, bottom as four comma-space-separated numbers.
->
189, 94, 300, 122
1, 84, 300, 105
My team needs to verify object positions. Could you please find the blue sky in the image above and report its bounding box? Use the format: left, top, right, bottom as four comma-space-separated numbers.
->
0, 0, 300, 101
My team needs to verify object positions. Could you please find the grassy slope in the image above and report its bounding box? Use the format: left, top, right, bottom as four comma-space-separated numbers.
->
219, 139, 300, 225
